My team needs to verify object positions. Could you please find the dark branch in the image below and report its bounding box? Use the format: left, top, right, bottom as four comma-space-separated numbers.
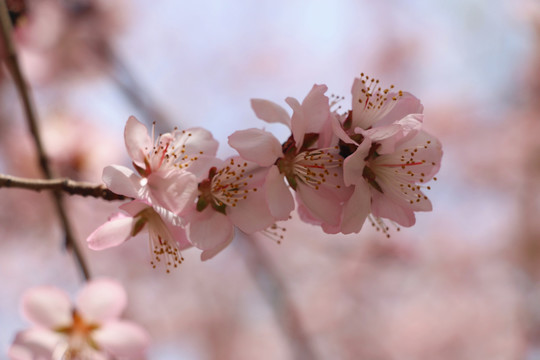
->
0, 174, 128, 201
0, 3, 92, 280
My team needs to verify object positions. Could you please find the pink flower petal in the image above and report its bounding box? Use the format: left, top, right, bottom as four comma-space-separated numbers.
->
168, 222, 192, 250
285, 96, 306, 149
341, 182, 371, 234
124, 116, 152, 166
265, 166, 294, 220
92, 321, 150, 358
120, 200, 151, 216
187, 208, 234, 260
175, 127, 219, 157
251, 99, 291, 127
376, 91, 424, 127
296, 183, 341, 226
343, 140, 370, 187
227, 185, 275, 233
76, 279, 127, 324
300, 84, 330, 134
200, 235, 234, 261
102, 165, 140, 198
371, 189, 416, 227
146, 170, 197, 214
228, 129, 283, 167
21, 287, 72, 329
8, 329, 62, 360
331, 113, 355, 144
181, 155, 224, 181
86, 214, 135, 251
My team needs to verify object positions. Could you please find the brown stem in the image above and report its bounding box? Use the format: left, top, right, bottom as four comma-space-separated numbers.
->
0, 173, 129, 201
0, 2, 91, 281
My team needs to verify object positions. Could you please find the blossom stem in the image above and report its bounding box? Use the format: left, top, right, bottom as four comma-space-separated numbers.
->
0, 173, 129, 201
0, 4, 91, 281
237, 233, 319, 360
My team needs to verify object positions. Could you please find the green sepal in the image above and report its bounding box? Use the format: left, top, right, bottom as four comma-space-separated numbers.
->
211, 202, 227, 215
286, 174, 298, 190
133, 162, 147, 177
196, 197, 209, 212
343, 111, 352, 130
350, 133, 364, 144
131, 216, 148, 237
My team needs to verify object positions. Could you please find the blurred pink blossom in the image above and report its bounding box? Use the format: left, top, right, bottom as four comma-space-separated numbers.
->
8, 278, 150, 360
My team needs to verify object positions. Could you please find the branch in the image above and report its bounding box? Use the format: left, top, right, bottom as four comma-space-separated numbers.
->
0, 173, 128, 201
0, 3, 91, 280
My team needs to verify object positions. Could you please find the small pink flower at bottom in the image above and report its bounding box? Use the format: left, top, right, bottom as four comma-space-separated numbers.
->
8, 279, 150, 360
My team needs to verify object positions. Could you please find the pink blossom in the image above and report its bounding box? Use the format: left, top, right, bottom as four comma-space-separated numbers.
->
103, 116, 216, 214
349, 73, 423, 131
87, 200, 191, 272
8, 279, 150, 360
334, 75, 442, 230
186, 157, 276, 260
230, 85, 351, 231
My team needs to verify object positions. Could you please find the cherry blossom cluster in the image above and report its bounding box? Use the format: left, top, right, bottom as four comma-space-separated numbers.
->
86, 74, 443, 271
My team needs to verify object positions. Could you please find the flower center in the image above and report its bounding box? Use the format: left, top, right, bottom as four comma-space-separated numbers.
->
196, 160, 259, 213
132, 207, 185, 273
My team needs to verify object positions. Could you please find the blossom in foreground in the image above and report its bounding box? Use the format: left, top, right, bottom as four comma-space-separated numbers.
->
334, 74, 442, 232
185, 156, 276, 260
103, 116, 217, 214
87, 200, 191, 272
8, 279, 149, 360
229, 84, 351, 231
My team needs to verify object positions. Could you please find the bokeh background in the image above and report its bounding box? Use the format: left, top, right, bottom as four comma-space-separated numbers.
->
1, 0, 539, 359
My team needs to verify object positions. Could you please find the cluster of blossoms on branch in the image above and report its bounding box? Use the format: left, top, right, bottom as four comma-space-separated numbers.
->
86, 74, 443, 271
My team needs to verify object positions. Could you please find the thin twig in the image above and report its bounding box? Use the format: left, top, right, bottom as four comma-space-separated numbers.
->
237, 233, 319, 360
0, 3, 91, 280
0, 173, 128, 201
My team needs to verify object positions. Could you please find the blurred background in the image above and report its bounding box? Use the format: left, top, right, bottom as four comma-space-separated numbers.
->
1, 0, 539, 359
